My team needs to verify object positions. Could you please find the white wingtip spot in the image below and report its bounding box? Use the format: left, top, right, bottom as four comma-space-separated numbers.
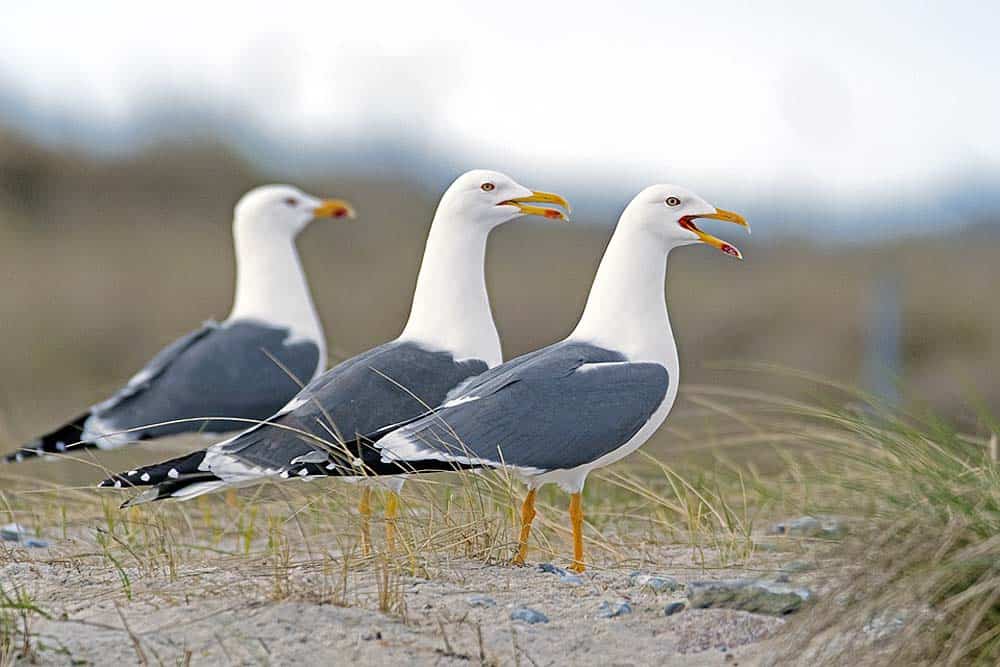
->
114, 480, 122, 488
127, 470, 137, 476
167, 468, 179, 479
55, 441, 67, 452
297, 468, 308, 477
140, 473, 150, 482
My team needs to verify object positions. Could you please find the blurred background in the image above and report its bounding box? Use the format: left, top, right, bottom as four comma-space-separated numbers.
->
1, 1, 998, 467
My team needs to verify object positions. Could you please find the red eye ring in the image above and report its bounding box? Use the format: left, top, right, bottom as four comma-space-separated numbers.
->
481, 183, 495, 192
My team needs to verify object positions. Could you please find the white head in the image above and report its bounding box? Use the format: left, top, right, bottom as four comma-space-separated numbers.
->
233, 184, 356, 238
622, 184, 749, 258
434, 169, 570, 229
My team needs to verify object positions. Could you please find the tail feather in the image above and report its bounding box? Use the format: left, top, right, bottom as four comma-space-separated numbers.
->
3, 413, 95, 463
280, 439, 476, 479
99, 450, 210, 488
100, 449, 225, 506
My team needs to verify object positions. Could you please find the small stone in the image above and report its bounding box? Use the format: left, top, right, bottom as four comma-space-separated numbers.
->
559, 573, 583, 585
664, 601, 686, 616
537, 563, 567, 576
630, 573, 682, 593
1, 523, 27, 542
510, 607, 549, 624
863, 611, 907, 641
1, 523, 46, 546
597, 601, 632, 618
768, 516, 845, 539
687, 579, 812, 616
361, 630, 382, 641
467, 595, 496, 608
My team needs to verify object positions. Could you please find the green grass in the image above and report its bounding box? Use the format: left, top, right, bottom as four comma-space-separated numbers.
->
704, 375, 1000, 665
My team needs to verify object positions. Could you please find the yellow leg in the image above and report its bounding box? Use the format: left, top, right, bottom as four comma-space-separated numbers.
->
359, 486, 373, 556
512, 488, 537, 566
385, 490, 400, 552
568, 492, 585, 573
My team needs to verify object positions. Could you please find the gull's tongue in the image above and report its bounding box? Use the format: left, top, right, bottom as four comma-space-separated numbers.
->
720, 243, 740, 258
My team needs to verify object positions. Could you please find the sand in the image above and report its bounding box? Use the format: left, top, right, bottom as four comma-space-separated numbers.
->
1, 539, 811, 666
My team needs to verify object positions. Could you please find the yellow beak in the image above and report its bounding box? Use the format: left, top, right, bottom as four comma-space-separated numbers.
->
312, 199, 357, 220
500, 190, 572, 221
680, 208, 749, 259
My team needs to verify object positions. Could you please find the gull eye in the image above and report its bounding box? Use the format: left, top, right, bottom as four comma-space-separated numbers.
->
481, 182, 495, 192
665, 196, 681, 207
284, 197, 299, 207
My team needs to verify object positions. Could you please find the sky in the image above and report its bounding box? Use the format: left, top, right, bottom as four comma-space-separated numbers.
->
0, 0, 998, 206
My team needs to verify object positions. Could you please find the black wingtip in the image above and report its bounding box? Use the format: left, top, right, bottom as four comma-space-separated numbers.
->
98, 450, 209, 490
3, 413, 94, 464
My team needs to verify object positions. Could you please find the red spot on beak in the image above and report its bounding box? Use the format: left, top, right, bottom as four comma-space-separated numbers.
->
543, 209, 562, 219
721, 244, 740, 257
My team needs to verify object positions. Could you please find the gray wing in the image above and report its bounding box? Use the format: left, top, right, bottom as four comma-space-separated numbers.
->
91, 320, 321, 440
376, 342, 670, 471
213, 341, 489, 471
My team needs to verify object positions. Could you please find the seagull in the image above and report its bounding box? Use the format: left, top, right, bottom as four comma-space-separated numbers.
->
362, 185, 746, 571
99, 170, 571, 551
4, 186, 354, 463
202, 185, 746, 572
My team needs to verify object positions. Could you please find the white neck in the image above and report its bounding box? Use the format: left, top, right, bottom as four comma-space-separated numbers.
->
570, 215, 677, 366
226, 219, 326, 367
398, 212, 502, 367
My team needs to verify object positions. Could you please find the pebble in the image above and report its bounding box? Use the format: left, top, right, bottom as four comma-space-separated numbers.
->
767, 516, 845, 539
664, 601, 686, 616
1, 523, 48, 548
538, 563, 581, 585
1, 523, 28, 542
862, 611, 907, 641
467, 595, 496, 608
687, 579, 812, 616
630, 573, 682, 593
510, 607, 549, 624
597, 601, 632, 618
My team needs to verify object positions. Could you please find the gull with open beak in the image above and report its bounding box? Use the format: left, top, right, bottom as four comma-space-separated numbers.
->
101, 170, 572, 557
5, 185, 354, 463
